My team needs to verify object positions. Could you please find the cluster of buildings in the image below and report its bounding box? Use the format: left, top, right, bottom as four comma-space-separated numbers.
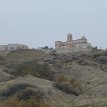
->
0, 44, 29, 52
55, 33, 91, 49
0, 33, 92, 53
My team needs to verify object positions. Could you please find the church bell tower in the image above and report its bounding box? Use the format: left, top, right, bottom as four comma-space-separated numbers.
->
67, 33, 72, 42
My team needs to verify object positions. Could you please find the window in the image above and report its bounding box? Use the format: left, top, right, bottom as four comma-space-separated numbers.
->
11, 47, 15, 51
5, 47, 8, 51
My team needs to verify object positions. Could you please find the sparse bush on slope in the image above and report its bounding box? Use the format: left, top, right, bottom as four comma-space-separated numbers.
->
0, 55, 5, 65
0, 83, 31, 97
17, 88, 44, 101
0, 83, 50, 107
4, 61, 53, 80
54, 75, 83, 96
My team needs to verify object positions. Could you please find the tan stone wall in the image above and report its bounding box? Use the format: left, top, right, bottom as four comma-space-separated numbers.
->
56, 47, 92, 53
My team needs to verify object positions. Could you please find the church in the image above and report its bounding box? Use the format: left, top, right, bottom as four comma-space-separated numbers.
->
55, 33, 91, 49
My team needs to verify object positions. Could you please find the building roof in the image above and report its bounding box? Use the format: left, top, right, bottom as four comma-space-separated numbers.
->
81, 35, 87, 40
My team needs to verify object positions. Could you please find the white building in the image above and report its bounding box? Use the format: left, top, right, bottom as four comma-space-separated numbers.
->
0, 44, 29, 52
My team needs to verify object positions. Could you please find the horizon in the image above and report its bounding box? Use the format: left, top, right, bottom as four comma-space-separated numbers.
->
0, 0, 107, 49
0, 33, 106, 49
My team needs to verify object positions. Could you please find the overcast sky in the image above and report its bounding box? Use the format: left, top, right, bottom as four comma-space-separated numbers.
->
0, 0, 107, 49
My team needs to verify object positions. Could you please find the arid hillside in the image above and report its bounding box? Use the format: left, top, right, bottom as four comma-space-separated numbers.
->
0, 49, 107, 107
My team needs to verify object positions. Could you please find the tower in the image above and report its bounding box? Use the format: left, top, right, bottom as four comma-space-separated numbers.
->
67, 33, 72, 42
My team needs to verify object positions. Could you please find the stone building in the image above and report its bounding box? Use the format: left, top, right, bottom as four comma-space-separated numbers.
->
55, 33, 91, 49
0, 44, 29, 52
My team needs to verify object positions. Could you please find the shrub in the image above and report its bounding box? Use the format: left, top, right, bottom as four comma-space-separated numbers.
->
57, 75, 67, 83
17, 89, 35, 100
4, 61, 53, 80
0, 55, 5, 65
17, 88, 44, 101
0, 83, 31, 97
23, 99, 51, 107
54, 76, 83, 96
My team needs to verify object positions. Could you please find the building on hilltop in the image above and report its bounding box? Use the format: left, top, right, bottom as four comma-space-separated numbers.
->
0, 44, 29, 52
55, 33, 91, 49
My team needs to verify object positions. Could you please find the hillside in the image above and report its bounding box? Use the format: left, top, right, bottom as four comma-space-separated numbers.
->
0, 49, 107, 107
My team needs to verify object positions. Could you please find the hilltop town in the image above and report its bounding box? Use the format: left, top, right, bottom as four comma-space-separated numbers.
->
55, 33, 92, 53
0, 33, 92, 54
55, 33, 91, 49
0, 36, 106, 107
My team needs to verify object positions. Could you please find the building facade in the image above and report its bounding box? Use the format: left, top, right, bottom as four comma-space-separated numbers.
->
0, 44, 29, 52
55, 33, 91, 49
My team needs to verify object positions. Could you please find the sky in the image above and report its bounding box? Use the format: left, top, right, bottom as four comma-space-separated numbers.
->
0, 0, 107, 49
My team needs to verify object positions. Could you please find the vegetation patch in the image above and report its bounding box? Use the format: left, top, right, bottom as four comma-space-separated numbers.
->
17, 88, 44, 101
54, 75, 83, 96
0, 81, 47, 106
1, 98, 51, 107
4, 61, 53, 80
0, 83, 31, 97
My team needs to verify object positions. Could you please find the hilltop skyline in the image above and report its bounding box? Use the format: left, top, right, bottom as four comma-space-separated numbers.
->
0, 0, 107, 49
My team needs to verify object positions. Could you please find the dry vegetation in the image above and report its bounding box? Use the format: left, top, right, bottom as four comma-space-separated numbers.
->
0, 49, 107, 107
54, 75, 83, 96
4, 61, 53, 80
0, 82, 51, 107
1, 99, 51, 107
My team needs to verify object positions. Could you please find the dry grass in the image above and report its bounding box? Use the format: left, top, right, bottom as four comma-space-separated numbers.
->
4, 61, 53, 80
1, 98, 51, 107
54, 75, 83, 96
4, 49, 46, 63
